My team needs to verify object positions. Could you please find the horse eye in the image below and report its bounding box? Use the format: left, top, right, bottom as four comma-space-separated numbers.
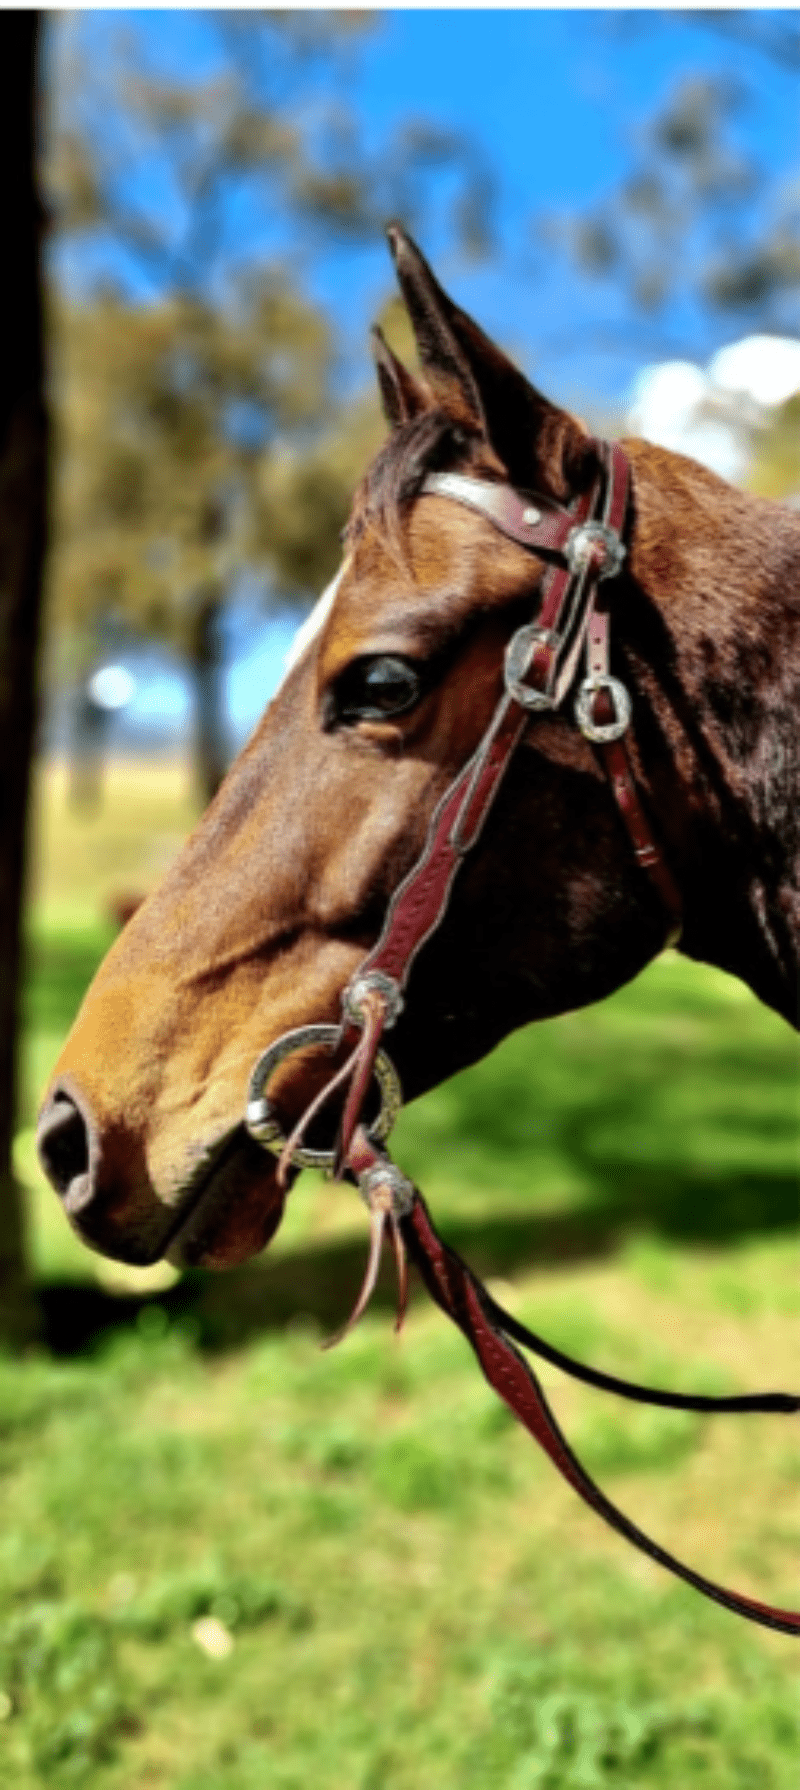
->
334, 655, 423, 723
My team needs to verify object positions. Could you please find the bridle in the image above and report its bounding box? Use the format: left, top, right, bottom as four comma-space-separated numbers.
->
244, 439, 800, 1636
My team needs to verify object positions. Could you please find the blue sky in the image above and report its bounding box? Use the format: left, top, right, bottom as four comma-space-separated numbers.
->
54, 9, 800, 747
59, 10, 800, 398
327, 10, 799, 396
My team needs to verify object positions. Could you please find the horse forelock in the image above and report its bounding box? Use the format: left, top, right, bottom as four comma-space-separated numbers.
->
276, 417, 474, 692
346, 409, 488, 556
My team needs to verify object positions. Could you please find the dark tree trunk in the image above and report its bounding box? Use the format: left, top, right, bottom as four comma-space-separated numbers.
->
188, 587, 228, 809
0, 15, 48, 1343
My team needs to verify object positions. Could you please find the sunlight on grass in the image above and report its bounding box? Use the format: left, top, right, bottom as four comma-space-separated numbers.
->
2, 1249, 800, 1788
28, 757, 193, 928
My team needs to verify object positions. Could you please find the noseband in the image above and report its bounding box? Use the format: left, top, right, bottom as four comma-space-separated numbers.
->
245, 440, 800, 1636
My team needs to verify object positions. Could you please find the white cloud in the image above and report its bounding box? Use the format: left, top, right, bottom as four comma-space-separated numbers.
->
710, 336, 800, 410
627, 335, 800, 482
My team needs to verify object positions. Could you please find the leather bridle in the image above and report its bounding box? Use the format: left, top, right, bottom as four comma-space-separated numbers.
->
245, 440, 800, 1636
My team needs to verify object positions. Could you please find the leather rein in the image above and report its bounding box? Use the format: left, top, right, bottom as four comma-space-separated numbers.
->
245, 439, 800, 1636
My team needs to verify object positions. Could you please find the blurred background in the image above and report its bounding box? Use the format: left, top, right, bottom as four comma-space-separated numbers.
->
0, 12, 799, 1788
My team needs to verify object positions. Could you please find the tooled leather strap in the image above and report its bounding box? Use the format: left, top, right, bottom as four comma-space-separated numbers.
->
405, 1187, 800, 1636
343, 442, 675, 1047
344, 1137, 798, 1419
426, 443, 681, 939
341, 465, 607, 1026
346, 1131, 800, 1637
345, 691, 528, 1007
326, 446, 798, 1633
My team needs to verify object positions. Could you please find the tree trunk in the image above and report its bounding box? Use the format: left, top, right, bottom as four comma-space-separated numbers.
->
0, 15, 48, 1344
188, 587, 228, 809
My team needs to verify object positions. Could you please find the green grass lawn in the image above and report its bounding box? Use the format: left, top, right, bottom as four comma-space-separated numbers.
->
4, 757, 800, 1787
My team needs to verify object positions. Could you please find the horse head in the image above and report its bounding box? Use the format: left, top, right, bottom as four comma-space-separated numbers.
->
37, 225, 800, 1275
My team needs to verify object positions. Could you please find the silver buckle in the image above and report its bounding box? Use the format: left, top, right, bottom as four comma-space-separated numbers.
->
245, 1023, 403, 1171
504, 623, 557, 711
566, 522, 626, 581
575, 673, 632, 744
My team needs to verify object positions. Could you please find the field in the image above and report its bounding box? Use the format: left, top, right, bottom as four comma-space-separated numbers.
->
4, 757, 800, 1787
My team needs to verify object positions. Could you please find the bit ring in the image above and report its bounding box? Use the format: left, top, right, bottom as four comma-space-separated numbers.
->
245, 1023, 403, 1171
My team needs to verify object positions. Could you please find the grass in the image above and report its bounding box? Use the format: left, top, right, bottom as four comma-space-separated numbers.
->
5, 756, 800, 1786
3, 1260, 800, 1788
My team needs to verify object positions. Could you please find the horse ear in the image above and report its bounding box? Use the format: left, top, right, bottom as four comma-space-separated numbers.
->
385, 224, 484, 432
370, 326, 428, 427
386, 222, 597, 499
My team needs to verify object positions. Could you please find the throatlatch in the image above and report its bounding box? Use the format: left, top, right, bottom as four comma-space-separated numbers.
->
246, 439, 800, 1637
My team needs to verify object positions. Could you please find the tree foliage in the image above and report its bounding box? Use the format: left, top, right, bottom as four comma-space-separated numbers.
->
45, 12, 494, 798
540, 55, 799, 355
49, 283, 335, 641
47, 281, 385, 798
748, 397, 800, 502
49, 12, 495, 283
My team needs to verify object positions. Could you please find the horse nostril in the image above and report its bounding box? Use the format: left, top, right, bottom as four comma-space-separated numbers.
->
36, 1090, 91, 1205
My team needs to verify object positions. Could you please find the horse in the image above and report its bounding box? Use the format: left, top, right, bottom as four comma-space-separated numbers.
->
36, 225, 800, 1632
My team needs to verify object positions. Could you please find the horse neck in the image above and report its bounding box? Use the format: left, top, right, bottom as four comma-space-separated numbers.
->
625, 443, 800, 1026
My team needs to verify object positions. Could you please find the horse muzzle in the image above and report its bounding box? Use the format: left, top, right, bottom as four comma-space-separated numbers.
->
34, 976, 402, 1272
36, 1076, 289, 1270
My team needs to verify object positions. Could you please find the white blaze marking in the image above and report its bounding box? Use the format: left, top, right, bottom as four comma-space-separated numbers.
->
277, 561, 348, 692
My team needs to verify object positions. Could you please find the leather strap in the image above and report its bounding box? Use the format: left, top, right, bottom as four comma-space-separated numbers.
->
405, 1186, 800, 1636
585, 607, 683, 934
344, 452, 620, 1024
251, 439, 799, 1635
346, 693, 529, 1007
521, 442, 628, 706
346, 1130, 800, 1638
422, 470, 576, 557
344, 442, 678, 1051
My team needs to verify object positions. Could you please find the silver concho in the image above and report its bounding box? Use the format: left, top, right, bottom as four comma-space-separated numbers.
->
566, 521, 626, 581
357, 1160, 415, 1218
245, 1023, 403, 1172
342, 970, 404, 1029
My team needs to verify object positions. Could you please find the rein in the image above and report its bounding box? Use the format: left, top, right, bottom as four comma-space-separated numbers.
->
245, 440, 800, 1637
